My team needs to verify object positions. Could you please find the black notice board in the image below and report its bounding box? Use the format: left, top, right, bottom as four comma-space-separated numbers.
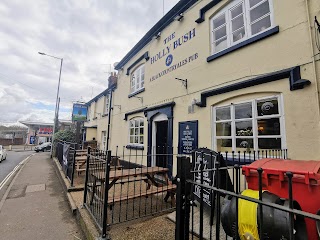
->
178, 120, 198, 155
192, 148, 233, 210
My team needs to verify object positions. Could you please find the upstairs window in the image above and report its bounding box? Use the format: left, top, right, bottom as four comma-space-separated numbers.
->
211, 0, 273, 54
104, 95, 109, 115
129, 118, 144, 145
130, 65, 145, 94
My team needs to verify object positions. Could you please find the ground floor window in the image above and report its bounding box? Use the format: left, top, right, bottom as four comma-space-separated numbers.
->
129, 117, 144, 145
213, 95, 285, 153
101, 131, 107, 150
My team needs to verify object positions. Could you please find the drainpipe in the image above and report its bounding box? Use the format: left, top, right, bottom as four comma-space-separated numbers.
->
305, 0, 320, 117
106, 89, 113, 151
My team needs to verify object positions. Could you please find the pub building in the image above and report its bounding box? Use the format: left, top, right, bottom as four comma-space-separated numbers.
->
84, 0, 320, 176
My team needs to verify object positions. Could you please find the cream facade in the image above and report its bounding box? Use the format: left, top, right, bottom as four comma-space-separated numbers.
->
87, 0, 320, 175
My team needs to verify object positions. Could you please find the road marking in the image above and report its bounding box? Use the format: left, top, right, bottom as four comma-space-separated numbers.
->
0, 154, 35, 191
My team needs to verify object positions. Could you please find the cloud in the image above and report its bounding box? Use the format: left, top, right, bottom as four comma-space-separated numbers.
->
0, 0, 179, 124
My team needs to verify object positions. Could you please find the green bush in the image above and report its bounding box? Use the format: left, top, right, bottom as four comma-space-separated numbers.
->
54, 130, 76, 143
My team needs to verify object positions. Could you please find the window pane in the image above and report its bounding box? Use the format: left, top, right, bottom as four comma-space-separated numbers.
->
130, 121, 134, 127
235, 121, 253, 136
216, 107, 231, 120
140, 127, 144, 135
251, 15, 271, 35
139, 136, 144, 144
250, 1, 270, 23
231, 4, 243, 19
140, 119, 144, 127
236, 138, 254, 150
217, 139, 232, 152
135, 136, 139, 144
134, 120, 139, 127
257, 98, 279, 116
213, 26, 227, 41
214, 37, 228, 52
216, 122, 232, 136
233, 28, 245, 42
258, 118, 280, 135
232, 15, 244, 32
130, 128, 134, 135
258, 138, 281, 149
249, 0, 264, 8
135, 128, 139, 135
235, 103, 252, 119
213, 14, 225, 29
130, 136, 134, 143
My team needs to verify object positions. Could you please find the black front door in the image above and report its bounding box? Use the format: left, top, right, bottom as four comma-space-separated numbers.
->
156, 120, 168, 168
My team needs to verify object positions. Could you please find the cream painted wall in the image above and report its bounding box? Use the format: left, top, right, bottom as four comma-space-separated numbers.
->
106, 0, 320, 174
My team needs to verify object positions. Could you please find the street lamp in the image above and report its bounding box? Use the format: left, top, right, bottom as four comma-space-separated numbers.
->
38, 52, 63, 158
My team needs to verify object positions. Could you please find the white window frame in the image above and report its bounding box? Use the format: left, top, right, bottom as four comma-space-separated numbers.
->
101, 131, 107, 151
210, 0, 274, 54
130, 64, 145, 94
128, 117, 144, 146
104, 95, 110, 115
212, 94, 286, 153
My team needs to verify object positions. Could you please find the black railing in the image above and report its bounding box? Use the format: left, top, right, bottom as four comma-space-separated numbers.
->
83, 146, 178, 239
175, 150, 320, 240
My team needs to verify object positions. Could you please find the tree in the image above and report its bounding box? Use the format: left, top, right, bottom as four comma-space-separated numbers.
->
54, 129, 76, 143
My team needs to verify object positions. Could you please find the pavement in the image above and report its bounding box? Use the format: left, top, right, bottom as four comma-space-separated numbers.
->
0, 152, 84, 240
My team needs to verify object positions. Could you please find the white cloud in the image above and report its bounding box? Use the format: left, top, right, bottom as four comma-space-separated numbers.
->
0, 0, 179, 124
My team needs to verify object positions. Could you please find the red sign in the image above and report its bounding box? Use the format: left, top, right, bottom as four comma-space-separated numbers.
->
38, 128, 53, 134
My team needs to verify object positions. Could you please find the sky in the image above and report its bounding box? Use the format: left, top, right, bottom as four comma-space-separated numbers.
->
0, 0, 179, 125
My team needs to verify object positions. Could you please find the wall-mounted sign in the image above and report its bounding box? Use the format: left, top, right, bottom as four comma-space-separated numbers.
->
178, 120, 198, 154
38, 128, 53, 134
72, 103, 88, 122
192, 148, 234, 210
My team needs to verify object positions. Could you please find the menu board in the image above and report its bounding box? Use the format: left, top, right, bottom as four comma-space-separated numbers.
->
178, 121, 198, 154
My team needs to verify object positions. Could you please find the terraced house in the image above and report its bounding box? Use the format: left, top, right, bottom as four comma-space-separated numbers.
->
85, 0, 320, 176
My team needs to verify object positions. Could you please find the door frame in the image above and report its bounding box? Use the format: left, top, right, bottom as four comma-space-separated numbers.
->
151, 114, 168, 166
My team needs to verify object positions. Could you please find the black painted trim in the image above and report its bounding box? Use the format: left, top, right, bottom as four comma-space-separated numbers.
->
126, 52, 149, 75
115, 0, 198, 70
196, 66, 311, 107
124, 107, 147, 120
207, 26, 279, 62
143, 102, 175, 115
126, 145, 144, 150
195, 0, 222, 23
128, 88, 145, 98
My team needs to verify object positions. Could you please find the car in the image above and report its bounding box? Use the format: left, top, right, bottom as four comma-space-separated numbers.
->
0, 145, 7, 162
34, 142, 52, 152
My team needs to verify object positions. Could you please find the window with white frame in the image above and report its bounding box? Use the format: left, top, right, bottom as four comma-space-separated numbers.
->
104, 95, 109, 115
101, 131, 107, 150
213, 95, 284, 153
129, 118, 144, 145
211, 0, 273, 54
130, 65, 145, 94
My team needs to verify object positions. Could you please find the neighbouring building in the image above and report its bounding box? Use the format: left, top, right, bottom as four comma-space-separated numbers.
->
21, 120, 72, 145
85, 0, 320, 176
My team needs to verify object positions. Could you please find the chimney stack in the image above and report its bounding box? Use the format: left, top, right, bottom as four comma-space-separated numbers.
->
108, 71, 118, 88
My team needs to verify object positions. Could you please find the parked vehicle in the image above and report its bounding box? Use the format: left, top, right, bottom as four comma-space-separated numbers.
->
34, 142, 52, 152
0, 145, 7, 162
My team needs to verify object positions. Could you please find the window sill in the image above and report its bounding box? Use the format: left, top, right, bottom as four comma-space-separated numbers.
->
207, 26, 279, 63
126, 145, 144, 150
128, 88, 145, 98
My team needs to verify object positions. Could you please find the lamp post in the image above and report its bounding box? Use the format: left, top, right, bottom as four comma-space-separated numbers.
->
38, 52, 63, 158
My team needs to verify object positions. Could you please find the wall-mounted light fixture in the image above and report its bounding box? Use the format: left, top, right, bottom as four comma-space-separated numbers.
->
175, 77, 188, 89
174, 13, 184, 21
132, 96, 143, 104
153, 32, 161, 40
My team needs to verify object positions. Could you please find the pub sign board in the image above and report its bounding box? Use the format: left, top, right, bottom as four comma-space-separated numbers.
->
192, 148, 233, 210
178, 120, 198, 155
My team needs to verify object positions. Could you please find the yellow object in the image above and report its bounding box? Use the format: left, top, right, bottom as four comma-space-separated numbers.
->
238, 189, 261, 240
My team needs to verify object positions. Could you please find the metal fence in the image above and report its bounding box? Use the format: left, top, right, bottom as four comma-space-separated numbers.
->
175, 149, 320, 240
55, 141, 78, 186
83, 146, 177, 239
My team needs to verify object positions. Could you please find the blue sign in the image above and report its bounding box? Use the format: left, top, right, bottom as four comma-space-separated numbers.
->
72, 103, 88, 121
30, 136, 36, 145
165, 54, 173, 66
178, 121, 198, 154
